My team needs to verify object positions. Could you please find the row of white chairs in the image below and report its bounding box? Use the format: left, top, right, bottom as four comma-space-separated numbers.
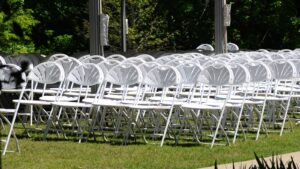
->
1, 50, 300, 155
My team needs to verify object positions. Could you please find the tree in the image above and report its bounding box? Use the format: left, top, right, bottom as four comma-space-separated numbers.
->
227, 0, 300, 49
24, 0, 89, 54
0, 0, 39, 54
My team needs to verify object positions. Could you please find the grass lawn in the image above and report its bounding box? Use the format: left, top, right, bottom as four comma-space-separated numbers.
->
2, 126, 300, 169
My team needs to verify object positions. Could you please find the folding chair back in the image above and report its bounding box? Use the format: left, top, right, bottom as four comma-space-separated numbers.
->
144, 65, 181, 88
67, 63, 104, 87
136, 54, 155, 62
229, 63, 251, 85
155, 55, 176, 65
198, 62, 234, 86
176, 62, 203, 84
107, 54, 126, 61
196, 44, 214, 52
122, 57, 145, 65
138, 62, 159, 81
55, 57, 82, 77
268, 60, 297, 80
80, 55, 106, 64
28, 62, 64, 84
244, 61, 272, 82
97, 60, 120, 76
78, 54, 91, 61
48, 53, 69, 61
227, 42, 239, 52
248, 52, 270, 60
268, 53, 284, 60
166, 59, 191, 67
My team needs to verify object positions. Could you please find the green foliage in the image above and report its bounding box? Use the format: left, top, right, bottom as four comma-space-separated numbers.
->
126, 0, 177, 51
228, 0, 300, 49
24, 0, 89, 54
0, 0, 39, 54
214, 153, 299, 169
0, 0, 299, 54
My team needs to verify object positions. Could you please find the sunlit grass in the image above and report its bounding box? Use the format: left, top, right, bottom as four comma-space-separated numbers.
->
2, 125, 300, 169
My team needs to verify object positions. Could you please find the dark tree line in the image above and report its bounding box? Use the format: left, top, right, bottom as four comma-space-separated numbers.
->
0, 0, 299, 54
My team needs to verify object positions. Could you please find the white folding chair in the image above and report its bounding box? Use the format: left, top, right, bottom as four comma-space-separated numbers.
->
2, 62, 64, 155
44, 63, 104, 142
196, 44, 214, 52
227, 42, 239, 52
129, 65, 181, 146
267, 60, 297, 136
0, 64, 24, 155
243, 61, 273, 140
88, 63, 143, 143
181, 62, 234, 148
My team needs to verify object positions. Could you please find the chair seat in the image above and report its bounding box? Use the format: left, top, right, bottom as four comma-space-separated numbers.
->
64, 92, 97, 97
215, 95, 244, 100
202, 101, 241, 108
92, 99, 125, 107
1, 89, 57, 94
121, 100, 159, 105
114, 86, 139, 92
181, 103, 222, 110
1, 88, 25, 93
39, 96, 78, 102
50, 87, 91, 92
290, 94, 300, 98
127, 104, 171, 110
0, 108, 16, 113
228, 99, 264, 105
148, 96, 187, 102
51, 102, 92, 108
251, 95, 288, 101
104, 94, 136, 100
275, 86, 300, 92
160, 101, 186, 106
13, 100, 51, 105
82, 98, 98, 104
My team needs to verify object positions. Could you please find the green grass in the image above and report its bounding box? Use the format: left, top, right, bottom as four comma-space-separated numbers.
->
2, 126, 300, 169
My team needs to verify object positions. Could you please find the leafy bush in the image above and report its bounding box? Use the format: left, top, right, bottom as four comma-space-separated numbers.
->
214, 153, 299, 169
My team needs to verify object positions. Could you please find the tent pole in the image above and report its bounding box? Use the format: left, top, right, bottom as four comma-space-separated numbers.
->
214, 0, 226, 54
89, 0, 103, 56
121, 0, 127, 52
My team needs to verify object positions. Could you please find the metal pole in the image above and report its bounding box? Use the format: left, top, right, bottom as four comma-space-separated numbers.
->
214, 0, 226, 54
89, 0, 103, 55
224, 0, 228, 52
121, 0, 127, 52
99, 0, 104, 55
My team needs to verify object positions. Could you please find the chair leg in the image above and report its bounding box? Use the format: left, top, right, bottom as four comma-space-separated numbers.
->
211, 108, 226, 148
43, 106, 58, 140
2, 109, 19, 155
233, 105, 245, 143
2, 88, 25, 155
280, 98, 291, 136
256, 101, 267, 141
160, 108, 173, 146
